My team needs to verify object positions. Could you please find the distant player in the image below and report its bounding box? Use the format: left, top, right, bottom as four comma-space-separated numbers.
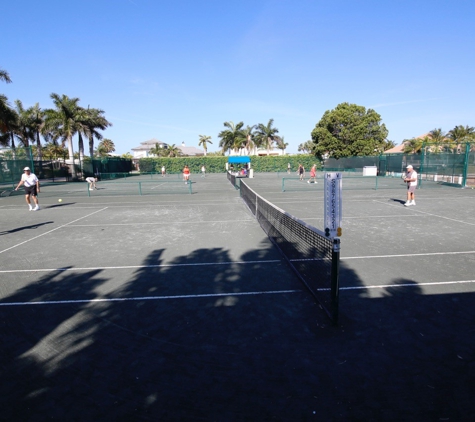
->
307, 164, 317, 184
15, 167, 40, 211
183, 165, 191, 183
86, 176, 98, 191
201, 165, 206, 177
297, 164, 305, 181
161, 166, 166, 177
287, 162, 291, 174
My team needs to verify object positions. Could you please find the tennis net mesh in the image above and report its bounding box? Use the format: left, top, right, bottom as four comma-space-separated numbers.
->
239, 180, 340, 323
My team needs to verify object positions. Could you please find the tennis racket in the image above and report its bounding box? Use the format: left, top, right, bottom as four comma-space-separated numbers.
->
0, 188, 15, 197
401, 172, 406, 181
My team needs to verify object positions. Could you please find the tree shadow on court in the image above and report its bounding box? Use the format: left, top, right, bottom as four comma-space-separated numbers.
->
1, 249, 474, 421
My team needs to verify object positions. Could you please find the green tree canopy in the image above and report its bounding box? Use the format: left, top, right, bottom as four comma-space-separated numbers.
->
310, 102, 389, 159
96, 138, 115, 156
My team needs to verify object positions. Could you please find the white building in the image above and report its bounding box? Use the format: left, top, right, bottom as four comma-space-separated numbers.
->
131, 139, 204, 158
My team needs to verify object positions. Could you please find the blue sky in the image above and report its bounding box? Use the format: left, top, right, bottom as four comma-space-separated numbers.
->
2, 0, 475, 154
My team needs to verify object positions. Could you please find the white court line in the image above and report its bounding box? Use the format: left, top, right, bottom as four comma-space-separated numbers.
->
374, 199, 475, 227
340, 279, 475, 291
299, 214, 424, 220
0, 207, 108, 255
0, 289, 300, 307
0, 259, 282, 273
68, 219, 254, 227
342, 250, 475, 260
290, 250, 475, 262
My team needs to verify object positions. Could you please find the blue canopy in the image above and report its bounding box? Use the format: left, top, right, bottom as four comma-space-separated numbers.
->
228, 156, 251, 164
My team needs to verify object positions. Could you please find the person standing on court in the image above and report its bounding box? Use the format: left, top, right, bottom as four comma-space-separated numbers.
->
298, 163, 305, 181
161, 165, 166, 177
183, 165, 190, 183
15, 167, 40, 211
86, 176, 98, 191
287, 162, 291, 174
201, 165, 206, 177
307, 164, 317, 184
404, 164, 418, 206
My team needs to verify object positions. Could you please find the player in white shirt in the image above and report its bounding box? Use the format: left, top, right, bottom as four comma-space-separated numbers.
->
15, 167, 40, 211
403, 164, 418, 207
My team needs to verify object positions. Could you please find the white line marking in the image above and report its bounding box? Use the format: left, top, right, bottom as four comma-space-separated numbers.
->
0, 207, 108, 255
340, 250, 475, 260
0, 289, 300, 307
67, 219, 254, 227
299, 215, 424, 220
340, 279, 475, 291
373, 199, 475, 226
0, 259, 282, 273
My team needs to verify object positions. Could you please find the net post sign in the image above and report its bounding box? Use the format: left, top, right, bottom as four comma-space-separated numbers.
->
324, 172, 342, 238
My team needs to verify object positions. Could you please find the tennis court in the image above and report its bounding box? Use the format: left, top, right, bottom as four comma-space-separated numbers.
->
1, 172, 474, 420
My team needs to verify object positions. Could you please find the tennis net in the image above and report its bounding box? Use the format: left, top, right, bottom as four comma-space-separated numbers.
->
239, 180, 340, 323
227, 171, 240, 189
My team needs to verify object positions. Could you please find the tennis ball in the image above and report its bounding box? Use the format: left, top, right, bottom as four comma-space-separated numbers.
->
58, 199, 63, 203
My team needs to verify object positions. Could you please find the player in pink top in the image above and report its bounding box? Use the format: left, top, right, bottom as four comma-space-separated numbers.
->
307, 164, 317, 184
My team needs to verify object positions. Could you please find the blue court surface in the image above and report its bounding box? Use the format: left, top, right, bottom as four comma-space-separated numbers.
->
1, 173, 474, 421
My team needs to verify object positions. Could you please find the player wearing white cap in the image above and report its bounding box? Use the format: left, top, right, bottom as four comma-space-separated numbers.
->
403, 164, 418, 206
15, 167, 40, 211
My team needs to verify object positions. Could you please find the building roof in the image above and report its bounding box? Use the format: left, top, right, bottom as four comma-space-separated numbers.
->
384, 143, 406, 153
179, 146, 204, 156
130, 139, 204, 156
131, 138, 168, 151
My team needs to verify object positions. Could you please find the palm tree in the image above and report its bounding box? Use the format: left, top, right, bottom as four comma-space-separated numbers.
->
198, 135, 213, 156
403, 138, 423, 154
97, 138, 115, 156
166, 144, 182, 157
0, 95, 18, 148
13, 100, 35, 157
241, 125, 256, 155
255, 119, 280, 155
447, 125, 475, 152
28, 103, 45, 161
44, 93, 83, 177
42, 140, 68, 160
218, 121, 244, 155
81, 107, 112, 160
149, 143, 164, 157
276, 136, 289, 154
0, 68, 12, 84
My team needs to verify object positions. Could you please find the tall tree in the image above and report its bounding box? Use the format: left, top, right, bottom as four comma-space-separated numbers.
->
28, 103, 45, 161
13, 100, 34, 151
255, 119, 280, 155
241, 125, 256, 155
0, 95, 17, 148
198, 135, 213, 156
218, 121, 244, 155
44, 93, 83, 177
276, 136, 288, 154
81, 107, 112, 160
311, 103, 389, 159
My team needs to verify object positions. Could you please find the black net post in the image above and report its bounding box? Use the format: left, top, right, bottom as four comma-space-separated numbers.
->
331, 237, 341, 324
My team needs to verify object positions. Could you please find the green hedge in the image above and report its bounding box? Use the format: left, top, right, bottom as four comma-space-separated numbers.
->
138, 155, 320, 174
